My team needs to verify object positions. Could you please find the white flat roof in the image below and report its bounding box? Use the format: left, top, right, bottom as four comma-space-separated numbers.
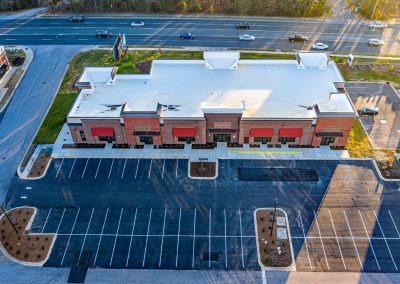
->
68, 53, 353, 120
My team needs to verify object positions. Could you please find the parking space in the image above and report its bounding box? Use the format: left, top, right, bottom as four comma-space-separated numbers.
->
48, 158, 186, 182
30, 207, 258, 270
346, 82, 400, 149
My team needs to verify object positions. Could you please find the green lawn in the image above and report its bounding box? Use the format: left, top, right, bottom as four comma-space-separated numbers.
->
339, 68, 400, 87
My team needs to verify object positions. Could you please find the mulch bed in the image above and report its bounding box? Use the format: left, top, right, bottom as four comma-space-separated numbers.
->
377, 159, 400, 179
256, 209, 292, 268
28, 149, 51, 178
190, 162, 216, 178
135, 60, 152, 74
0, 207, 54, 264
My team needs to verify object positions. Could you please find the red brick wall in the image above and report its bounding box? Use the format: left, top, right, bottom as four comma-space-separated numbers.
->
239, 120, 314, 145
69, 119, 127, 144
162, 119, 206, 144
124, 117, 161, 145
205, 114, 242, 143
312, 117, 355, 146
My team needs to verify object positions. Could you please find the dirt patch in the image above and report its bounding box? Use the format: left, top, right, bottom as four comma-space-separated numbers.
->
256, 209, 292, 268
377, 158, 400, 179
190, 162, 216, 178
0, 68, 23, 110
28, 148, 52, 178
135, 60, 152, 74
0, 207, 54, 264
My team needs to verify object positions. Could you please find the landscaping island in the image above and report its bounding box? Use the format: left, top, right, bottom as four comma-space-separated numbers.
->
189, 161, 217, 179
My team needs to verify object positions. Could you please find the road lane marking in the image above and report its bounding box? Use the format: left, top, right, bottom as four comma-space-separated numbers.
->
161, 159, 165, 179
388, 210, 400, 237
175, 159, 178, 178
148, 159, 153, 179
313, 210, 329, 270
209, 208, 211, 268
5, 38, 16, 41
55, 159, 64, 178
224, 208, 227, 268
135, 159, 140, 179
175, 208, 181, 268
239, 209, 244, 268
159, 208, 167, 267
79, 208, 94, 260
358, 210, 380, 270
94, 208, 109, 265
110, 208, 124, 266
343, 210, 363, 270
68, 158, 76, 179
373, 211, 398, 271
328, 209, 346, 270
81, 158, 89, 178
142, 208, 152, 267
61, 208, 80, 265
95, 159, 102, 179
108, 158, 114, 179
41, 208, 52, 233
42, 38, 52, 40
192, 208, 197, 268
121, 158, 127, 178
298, 210, 312, 269
56, 208, 66, 233
126, 208, 138, 267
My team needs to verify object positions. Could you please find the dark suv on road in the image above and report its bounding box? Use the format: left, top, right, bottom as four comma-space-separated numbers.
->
68, 15, 85, 22
96, 30, 113, 38
288, 34, 309, 42
236, 22, 251, 29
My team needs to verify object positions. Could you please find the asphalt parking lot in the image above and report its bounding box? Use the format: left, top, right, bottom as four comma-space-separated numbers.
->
346, 82, 400, 150
6, 158, 400, 273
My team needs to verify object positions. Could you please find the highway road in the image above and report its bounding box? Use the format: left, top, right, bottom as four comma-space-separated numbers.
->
0, 16, 399, 55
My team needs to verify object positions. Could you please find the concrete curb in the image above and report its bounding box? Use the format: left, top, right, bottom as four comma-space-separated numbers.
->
0, 206, 57, 267
254, 208, 296, 272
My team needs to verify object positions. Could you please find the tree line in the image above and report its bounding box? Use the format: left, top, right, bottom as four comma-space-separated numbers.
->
43, 0, 329, 17
0, 0, 38, 11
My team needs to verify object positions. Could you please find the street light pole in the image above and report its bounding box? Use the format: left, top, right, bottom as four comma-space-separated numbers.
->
0, 206, 18, 235
270, 199, 278, 236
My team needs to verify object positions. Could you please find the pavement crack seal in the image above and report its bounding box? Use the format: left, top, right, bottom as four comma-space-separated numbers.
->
0, 206, 56, 266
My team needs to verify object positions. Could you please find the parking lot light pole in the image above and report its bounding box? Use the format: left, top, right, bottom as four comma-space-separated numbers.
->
0, 206, 18, 235
270, 199, 278, 236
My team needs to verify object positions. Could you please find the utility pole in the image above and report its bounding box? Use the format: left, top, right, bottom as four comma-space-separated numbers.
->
0, 206, 18, 235
270, 199, 278, 236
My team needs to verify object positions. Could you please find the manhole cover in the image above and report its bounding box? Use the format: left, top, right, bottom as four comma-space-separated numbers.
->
277, 228, 287, 240
276, 217, 286, 226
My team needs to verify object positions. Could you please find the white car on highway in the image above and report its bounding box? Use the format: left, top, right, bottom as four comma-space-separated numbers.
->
368, 21, 387, 29
239, 34, 255, 41
312, 42, 329, 50
131, 21, 144, 27
368, 38, 384, 46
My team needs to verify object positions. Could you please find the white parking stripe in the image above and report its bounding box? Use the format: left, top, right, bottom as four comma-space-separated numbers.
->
148, 159, 153, 179
108, 158, 114, 179
298, 210, 312, 269
209, 208, 211, 268
192, 208, 197, 268
343, 210, 363, 269
41, 208, 52, 233
328, 210, 346, 270
95, 159, 102, 179
110, 208, 124, 266
126, 208, 138, 267
238, 209, 245, 268
373, 211, 398, 271
135, 159, 140, 179
68, 158, 76, 179
142, 208, 152, 267
121, 158, 127, 178
81, 158, 89, 178
175, 159, 178, 178
159, 208, 167, 267
94, 208, 109, 265
61, 208, 80, 265
313, 210, 329, 270
358, 210, 380, 270
55, 159, 64, 178
56, 208, 66, 233
175, 208, 181, 268
161, 159, 165, 179
79, 208, 95, 260
224, 208, 227, 268
388, 210, 400, 237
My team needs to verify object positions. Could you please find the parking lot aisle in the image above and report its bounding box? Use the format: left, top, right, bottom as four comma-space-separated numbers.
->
81, 158, 101, 179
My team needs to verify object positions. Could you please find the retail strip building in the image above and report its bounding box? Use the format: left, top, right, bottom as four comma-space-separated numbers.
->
67, 51, 357, 147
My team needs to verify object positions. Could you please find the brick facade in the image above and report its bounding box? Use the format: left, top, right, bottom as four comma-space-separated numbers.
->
124, 117, 162, 145
69, 119, 126, 144
311, 117, 355, 147
162, 119, 206, 144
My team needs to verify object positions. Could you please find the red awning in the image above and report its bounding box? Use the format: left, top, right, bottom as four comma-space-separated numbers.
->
250, 128, 273, 137
91, 127, 114, 137
279, 128, 303, 138
172, 128, 195, 137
